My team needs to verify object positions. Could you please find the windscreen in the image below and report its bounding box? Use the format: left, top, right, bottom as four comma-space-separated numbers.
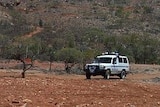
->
94, 57, 112, 63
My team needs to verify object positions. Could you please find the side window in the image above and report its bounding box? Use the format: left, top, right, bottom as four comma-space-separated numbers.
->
113, 58, 117, 64
119, 57, 123, 63
123, 58, 128, 63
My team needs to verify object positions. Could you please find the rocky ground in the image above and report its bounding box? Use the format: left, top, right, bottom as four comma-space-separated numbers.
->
0, 64, 160, 107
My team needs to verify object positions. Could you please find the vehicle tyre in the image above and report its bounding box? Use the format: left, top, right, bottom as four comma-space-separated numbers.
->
86, 72, 91, 79
104, 70, 110, 79
120, 70, 126, 79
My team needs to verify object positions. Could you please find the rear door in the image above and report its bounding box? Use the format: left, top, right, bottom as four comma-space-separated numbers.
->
118, 57, 123, 72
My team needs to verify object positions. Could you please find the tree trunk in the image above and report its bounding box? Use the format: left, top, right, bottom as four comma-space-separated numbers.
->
20, 58, 33, 78
49, 61, 52, 72
22, 71, 25, 78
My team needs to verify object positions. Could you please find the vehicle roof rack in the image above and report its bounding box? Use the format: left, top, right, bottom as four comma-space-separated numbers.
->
102, 52, 109, 55
102, 51, 119, 56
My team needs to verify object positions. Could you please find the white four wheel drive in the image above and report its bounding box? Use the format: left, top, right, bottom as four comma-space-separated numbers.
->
84, 52, 130, 79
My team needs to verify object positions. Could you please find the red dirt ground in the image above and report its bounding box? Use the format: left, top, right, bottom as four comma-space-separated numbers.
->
0, 64, 160, 107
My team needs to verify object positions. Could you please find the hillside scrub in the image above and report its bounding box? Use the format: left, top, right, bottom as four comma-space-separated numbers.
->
0, 0, 160, 68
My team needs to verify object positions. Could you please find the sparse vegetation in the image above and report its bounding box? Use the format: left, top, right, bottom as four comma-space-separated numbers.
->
0, 0, 160, 75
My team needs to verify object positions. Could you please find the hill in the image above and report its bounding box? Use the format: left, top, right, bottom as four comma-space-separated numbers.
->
0, 0, 160, 64
0, 0, 159, 36
11, 0, 160, 35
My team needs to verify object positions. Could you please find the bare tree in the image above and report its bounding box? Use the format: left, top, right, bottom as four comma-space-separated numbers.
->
13, 54, 33, 78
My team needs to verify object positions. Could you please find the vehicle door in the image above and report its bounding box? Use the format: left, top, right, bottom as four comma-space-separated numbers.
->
112, 57, 119, 74
118, 57, 123, 72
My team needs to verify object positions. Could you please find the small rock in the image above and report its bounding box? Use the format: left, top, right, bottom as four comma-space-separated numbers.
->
20, 103, 27, 107
12, 100, 19, 103
55, 102, 58, 105
150, 95, 153, 98
22, 99, 32, 103
144, 99, 147, 103
101, 85, 106, 88
110, 97, 114, 100
62, 97, 66, 100
125, 103, 136, 107
113, 83, 117, 86
98, 102, 103, 105
76, 104, 90, 107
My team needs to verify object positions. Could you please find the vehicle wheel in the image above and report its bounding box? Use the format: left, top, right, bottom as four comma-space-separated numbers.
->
86, 72, 91, 79
104, 70, 110, 79
120, 70, 126, 79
